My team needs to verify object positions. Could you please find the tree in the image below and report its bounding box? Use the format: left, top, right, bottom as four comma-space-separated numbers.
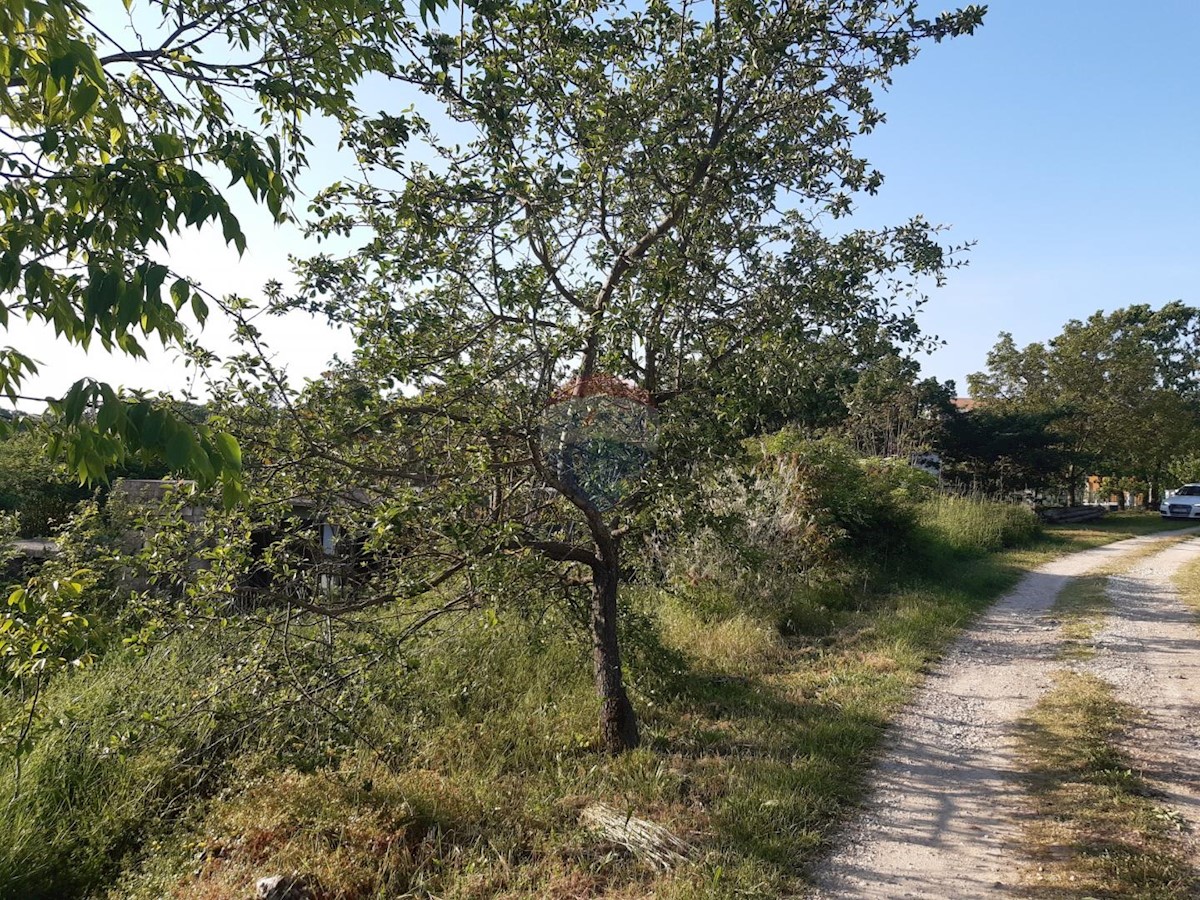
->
228, 0, 984, 752
940, 405, 1077, 497
0, 0, 442, 490
969, 303, 1200, 504
966, 331, 1049, 402
839, 352, 955, 459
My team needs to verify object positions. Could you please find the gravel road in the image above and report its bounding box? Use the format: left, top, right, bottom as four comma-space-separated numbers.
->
808, 529, 1200, 900
1083, 539, 1200, 850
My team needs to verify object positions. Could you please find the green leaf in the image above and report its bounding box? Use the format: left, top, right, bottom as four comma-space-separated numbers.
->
62, 381, 88, 424
190, 294, 209, 325
96, 397, 121, 433
169, 279, 190, 311
140, 408, 164, 448
213, 432, 242, 469
69, 83, 100, 121
165, 428, 193, 471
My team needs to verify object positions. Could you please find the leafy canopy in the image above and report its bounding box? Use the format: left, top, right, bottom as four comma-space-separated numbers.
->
0, 0, 446, 490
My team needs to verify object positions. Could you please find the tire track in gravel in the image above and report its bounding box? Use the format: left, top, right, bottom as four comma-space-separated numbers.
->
1080, 538, 1200, 853
808, 528, 1200, 900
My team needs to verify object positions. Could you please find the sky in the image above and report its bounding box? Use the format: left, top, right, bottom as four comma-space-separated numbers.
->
8, 0, 1200, 403
852, 1, 1200, 391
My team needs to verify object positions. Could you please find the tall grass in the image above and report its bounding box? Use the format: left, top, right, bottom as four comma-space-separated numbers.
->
0, 637, 240, 899
917, 493, 1040, 554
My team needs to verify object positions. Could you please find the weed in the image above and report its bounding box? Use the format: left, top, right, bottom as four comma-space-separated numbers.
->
4, 508, 1182, 898
1015, 671, 1198, 898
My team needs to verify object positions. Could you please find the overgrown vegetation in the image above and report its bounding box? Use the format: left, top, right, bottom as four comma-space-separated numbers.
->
6, 0, 1197, 897
3, 442, 1170, 899
1015, 671, 1197, 898
917, 492, 1040, 554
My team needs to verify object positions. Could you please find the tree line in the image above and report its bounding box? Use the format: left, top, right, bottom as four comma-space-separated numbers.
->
960, 301, 1200, 505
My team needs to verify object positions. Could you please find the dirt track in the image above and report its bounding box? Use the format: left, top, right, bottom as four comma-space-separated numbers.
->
809, 530, 1200, 899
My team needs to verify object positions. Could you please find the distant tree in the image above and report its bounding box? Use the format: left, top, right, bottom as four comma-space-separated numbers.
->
966, 332, 1050, 403
969, 302, 1200, 504
940, 406, 1078, 498
1167, 454, 1200, 487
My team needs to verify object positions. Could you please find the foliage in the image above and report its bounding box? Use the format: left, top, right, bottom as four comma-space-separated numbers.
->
0, 0, 455, 486
859, 454, 939, 503
0, 427, 90, 536
968, 303, 1200, 502
940, 405, 1077, 497
838, 353, 956, 459
1166, 453, 1200, 487
0, 481, 265, 770
0, 423, 176, 536
664, 433, 930, 623
754, 431, 922, 545
222, 0, 984, 751
94, 486, 1089, 899
0, 468, 1152, 898
0, 628, 276, 899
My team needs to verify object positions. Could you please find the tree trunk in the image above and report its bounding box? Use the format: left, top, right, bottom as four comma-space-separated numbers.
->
1067, 465, 1077, 507
590, 557, 639, 753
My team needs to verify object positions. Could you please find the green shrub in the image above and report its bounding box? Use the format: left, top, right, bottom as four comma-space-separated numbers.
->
664, 432, 930, 624
755, 431, 920, 546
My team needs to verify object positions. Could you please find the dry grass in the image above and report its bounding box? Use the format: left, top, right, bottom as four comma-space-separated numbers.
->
1052, 533, 1193, 658
1015, 670, 1197, 898
656, 601, 785, 678
1173, 545, 1200, 618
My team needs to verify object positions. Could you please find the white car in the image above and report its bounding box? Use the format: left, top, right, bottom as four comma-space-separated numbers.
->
1161, 484, 1200, 519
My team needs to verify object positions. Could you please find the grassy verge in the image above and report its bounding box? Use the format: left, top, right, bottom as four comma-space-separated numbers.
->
1173, 548, 1200, 616
1007, 511, 1196, 571
4, 512, 1186, 900
1015, 670, 1197, 898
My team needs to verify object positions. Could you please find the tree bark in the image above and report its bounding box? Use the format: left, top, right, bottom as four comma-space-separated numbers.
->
590, 556, 639, 753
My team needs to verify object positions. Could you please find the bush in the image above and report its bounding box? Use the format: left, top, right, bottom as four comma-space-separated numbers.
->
663, 432, 930, 623
755, 431, 921, 545
917, 493, 1040, 554
0, 430, 91, 537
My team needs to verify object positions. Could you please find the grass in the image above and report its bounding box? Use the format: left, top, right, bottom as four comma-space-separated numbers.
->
1015, 670, 1197, 898
2, 509, 1187, 899
1173, 548, 1200, 617
1050, 532, 1194, 659
917, 492, 1040, 553
1008, 513, 1195, 571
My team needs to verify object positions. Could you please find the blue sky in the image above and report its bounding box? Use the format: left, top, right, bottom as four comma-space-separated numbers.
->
853, 1, 1200, 391
11, 1, 1200, 402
